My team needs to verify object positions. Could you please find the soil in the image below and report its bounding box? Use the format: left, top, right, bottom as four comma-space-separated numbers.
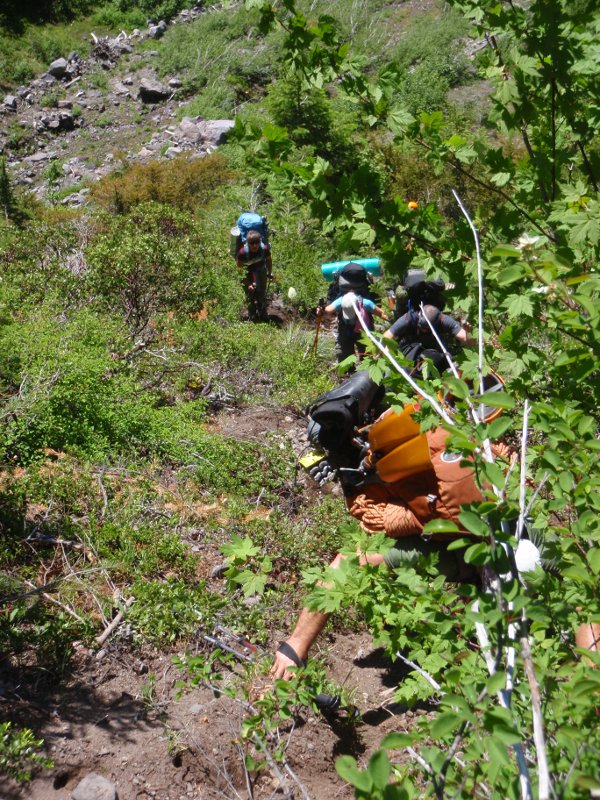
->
2, 634, 420, 800
0, 405, 422, 800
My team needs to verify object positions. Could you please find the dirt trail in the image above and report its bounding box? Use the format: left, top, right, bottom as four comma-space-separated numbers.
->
1, 407, 420, 800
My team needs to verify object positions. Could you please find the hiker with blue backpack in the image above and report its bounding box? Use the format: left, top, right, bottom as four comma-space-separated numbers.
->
232, 212, 272, 321
318, 262, 388, 363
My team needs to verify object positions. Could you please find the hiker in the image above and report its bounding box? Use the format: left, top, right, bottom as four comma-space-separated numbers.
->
318, 291, 388, 363
272, 407, 488, 679
383, 304, 470, 374
236, 229, 272, 321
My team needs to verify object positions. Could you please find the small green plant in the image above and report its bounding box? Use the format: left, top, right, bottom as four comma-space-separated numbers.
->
96, 115, 114, 128
221, 535, 273, 598
0, 722, 52, 782
39, 91, 59, 109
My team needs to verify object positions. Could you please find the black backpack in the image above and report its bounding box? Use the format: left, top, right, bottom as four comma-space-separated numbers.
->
394, 269, 446, 319
326, 262, 374, 304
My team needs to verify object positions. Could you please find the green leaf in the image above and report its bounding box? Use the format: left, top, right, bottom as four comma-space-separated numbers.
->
422, 519, 460, 535
380, 733, 414, 749
336, 756, 373, 792
587, 548, 600, 575
487, 417, 512, 439
445, 377, 470, 399
487, 737, 510, 766
464, 542, 490, 565
490, 172, 512, 187
491, 244, 521, 259
457, 511, 489, 537
503, 292, 534, 318
487, 671, 507, 694
221, 535, 260, 561
472, 391, 515, 410
430, 712, 462, 738
368, 751, 391, 790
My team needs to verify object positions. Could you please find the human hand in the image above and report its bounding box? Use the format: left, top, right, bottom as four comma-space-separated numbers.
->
270, 650, 297, 681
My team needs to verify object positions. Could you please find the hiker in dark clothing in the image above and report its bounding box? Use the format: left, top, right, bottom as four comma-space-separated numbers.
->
383, 304, 469, 373
237, 230, 272, 321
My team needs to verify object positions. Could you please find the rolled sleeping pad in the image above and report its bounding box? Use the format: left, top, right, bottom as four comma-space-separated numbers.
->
321, 258, 381, 282
229, 226, 241, 259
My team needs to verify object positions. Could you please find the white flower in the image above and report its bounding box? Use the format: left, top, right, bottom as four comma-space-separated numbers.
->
517, 233, 540, 250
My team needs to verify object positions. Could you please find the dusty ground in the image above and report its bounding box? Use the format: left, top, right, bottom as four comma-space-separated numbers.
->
2, 632, 421, 800
0, 400, 423, 800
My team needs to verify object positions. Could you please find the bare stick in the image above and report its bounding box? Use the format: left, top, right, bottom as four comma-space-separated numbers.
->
350, 298, 454, 425
516, 400, 531, 542
520, 627, 551, 799
395, 651, 443, 693
23, 580, 85, 624
472, 601, 531, 799
452, 191, 485, 402
417, 302, 484, 429
95, 597, 135, 646
524, 472, 549, 519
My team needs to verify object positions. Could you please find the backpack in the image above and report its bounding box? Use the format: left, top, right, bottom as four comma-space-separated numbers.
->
326, 261, 374, 304
394, 269, 446, 319
237, 212, 269, 243
342, 295, 373, 335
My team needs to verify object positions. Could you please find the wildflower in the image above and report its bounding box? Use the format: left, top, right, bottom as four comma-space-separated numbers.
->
517, 233, 540, 250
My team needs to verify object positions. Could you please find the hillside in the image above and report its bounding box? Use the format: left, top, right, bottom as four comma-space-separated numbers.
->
1, 1, 599, 799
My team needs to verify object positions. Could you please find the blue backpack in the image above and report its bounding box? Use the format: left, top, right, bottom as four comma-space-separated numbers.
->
237, 212, 268, 243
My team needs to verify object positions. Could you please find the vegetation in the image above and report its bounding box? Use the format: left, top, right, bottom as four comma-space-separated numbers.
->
1, 0, 599, 795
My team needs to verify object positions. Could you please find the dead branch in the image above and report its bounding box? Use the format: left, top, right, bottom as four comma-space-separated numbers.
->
95, 596, 135, 646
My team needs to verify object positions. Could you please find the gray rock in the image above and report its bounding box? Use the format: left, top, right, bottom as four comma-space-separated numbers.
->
148, 25, 164, 39
164, 146, 183, 158
27, 151, 51, 162
57, 100, 72, 109
113, 82, 131, 96
196, 119, 234, 145
71, 773, 118, 800
3, 96, 17, 111
136, 147, 155, 159
168, 77, 182, 89
176, 117, 202, 143
67, 51, 79, 62
157, 20, 167, 32
139, 78, 170, 103
48, 58, 68, 79
115, 42, 133, 54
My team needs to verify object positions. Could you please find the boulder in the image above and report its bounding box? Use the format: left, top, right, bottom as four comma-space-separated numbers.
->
71, 773, 118, 800
3, 95, 17, 111
196, 119, 235, 145
48, 58, 68, 79
138, 78, 170, 103
148, 25, 164, 39
168, 77, 182, 89
176, 117, 203, 143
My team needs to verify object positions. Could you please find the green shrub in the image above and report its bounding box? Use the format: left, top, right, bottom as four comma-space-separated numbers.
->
0, 722, 52, 782
85, 202, 240, 330
90, 154, 236, 214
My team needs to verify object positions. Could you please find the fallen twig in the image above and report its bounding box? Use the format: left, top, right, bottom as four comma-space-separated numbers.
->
95, 596, 135, 646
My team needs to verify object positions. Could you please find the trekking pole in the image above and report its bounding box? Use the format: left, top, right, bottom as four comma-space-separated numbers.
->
311, 298, 325, 357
